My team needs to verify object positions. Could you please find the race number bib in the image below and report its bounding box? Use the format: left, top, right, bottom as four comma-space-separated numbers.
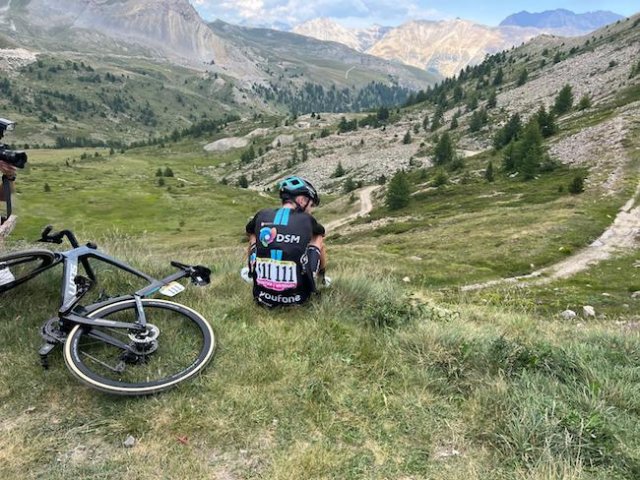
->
255, 258, 298, 292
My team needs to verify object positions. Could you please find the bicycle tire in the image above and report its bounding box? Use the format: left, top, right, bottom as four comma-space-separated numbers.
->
0, 249, 57, 294
63, 298, 215, 395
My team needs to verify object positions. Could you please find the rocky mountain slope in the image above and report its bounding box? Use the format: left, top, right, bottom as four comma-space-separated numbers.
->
367, 19, 540, 78
293, 19, 390, 52
209, 20, 436, 91
1, 0, 260, 76
220, 14, 640, 195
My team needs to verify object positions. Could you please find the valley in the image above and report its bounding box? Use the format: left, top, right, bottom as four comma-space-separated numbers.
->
1, 3, 640, 479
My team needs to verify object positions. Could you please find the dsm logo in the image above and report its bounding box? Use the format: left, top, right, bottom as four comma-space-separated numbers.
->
259, 227, 301, 246
276, 233, 301, 244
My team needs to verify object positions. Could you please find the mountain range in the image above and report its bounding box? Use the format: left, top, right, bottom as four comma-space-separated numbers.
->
293, 9, 626, 77
0, 0, 434, 89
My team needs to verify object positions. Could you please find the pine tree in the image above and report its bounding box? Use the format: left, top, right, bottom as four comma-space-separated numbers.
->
343, 177, 356, 193
433, 132, 455, 166
332, 161, 345, 178
516, 68, 528, 86
403, 130, 412, 144
516, 120, 544, 180
155, 168, 163, 177
553, 84, 574, 115
485, 161, 495, 182
535, 105, 557, 138
493, 67, 504, 86
163, 167, 174, 177
386, 170, 410, 210
422, 114, 429, 131
486, 91, 497, 109
238, 175, 249, 188
493, 113, 522, 150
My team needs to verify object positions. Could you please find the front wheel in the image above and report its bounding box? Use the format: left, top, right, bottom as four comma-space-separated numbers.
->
0, 249, 57, 294
63, 298, 215, 395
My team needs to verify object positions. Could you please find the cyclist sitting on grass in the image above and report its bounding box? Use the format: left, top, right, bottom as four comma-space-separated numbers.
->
245, 176, 327, 308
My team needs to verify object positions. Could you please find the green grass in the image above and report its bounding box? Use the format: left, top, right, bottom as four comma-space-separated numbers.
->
333, 159, 631, 287
2, 50, 640, 478
1, 248, 639, 479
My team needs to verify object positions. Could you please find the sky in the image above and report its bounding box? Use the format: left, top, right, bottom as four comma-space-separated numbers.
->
190, 1, 639, 29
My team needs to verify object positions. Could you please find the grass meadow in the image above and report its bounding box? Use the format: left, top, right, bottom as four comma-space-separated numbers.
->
1, 121, 639, 478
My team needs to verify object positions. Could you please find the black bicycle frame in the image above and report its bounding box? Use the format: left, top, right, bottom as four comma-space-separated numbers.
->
11, 241, 194, 344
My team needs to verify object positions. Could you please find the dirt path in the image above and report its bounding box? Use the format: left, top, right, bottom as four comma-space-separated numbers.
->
325, 186, 379, 232
462, 183, 640, 291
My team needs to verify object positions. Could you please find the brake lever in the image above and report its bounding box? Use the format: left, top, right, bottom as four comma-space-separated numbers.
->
190, 266, 211, 286
38, 225, 63, 244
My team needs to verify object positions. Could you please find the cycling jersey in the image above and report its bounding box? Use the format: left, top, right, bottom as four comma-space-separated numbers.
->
246, 207, 325, 308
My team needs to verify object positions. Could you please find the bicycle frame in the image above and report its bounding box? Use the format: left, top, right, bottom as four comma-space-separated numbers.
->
7, 227, 211, 362
57, 247, 197, 329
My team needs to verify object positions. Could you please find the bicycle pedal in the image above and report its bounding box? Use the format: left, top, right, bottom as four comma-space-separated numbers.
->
38, 343, 56, 369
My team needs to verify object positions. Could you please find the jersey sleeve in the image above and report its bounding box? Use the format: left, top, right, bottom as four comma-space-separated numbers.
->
311, 216, 325, 236
245, 213, 259, 235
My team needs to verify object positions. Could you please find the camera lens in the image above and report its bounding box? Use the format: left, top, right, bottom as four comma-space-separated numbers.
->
0, 149, 27, 169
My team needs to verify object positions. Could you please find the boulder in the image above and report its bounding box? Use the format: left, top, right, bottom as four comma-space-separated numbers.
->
561, 309, 577, 320
271, 135, 295, 148
245, 128, 270, 138
582, 305, 596, 318
204, 137, 249, 152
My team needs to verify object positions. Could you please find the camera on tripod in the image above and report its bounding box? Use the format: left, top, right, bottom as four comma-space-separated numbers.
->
0, 117, 28, 170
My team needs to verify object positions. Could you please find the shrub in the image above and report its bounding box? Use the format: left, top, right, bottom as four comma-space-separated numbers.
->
568, 175, 584, 194
578, 94, 592, 110
433, 169, 448, 187
237, 175, 249, 188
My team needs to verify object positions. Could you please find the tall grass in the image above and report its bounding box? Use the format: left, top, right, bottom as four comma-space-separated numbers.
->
1, 239, 639, 479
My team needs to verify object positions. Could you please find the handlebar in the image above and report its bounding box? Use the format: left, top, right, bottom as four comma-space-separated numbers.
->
171, 261, 211, 286
38, 225, 86, 248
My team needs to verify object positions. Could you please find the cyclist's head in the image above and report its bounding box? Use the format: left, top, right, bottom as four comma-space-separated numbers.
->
279, 176, 320, 208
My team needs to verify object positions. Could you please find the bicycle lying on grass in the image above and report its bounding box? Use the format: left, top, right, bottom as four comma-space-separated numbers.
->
0, 226, 215, 395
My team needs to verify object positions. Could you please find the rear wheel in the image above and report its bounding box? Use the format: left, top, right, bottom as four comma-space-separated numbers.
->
0, 249, 57, 293
63, 298, 215, 395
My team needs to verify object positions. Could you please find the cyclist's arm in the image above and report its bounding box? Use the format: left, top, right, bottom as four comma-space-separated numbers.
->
245, 214, 258, 272
0, 161, 16, 202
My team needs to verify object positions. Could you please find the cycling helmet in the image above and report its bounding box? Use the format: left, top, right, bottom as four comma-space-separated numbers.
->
279, 176, 320, 206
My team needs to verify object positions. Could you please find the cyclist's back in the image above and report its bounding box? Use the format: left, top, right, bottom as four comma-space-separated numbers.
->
246, 176, 326, 308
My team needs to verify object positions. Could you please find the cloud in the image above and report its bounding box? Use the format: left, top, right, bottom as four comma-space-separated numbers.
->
191, 0, 443, 27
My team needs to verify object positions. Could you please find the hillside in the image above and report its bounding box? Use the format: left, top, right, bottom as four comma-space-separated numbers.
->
0, 1, 438, 145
